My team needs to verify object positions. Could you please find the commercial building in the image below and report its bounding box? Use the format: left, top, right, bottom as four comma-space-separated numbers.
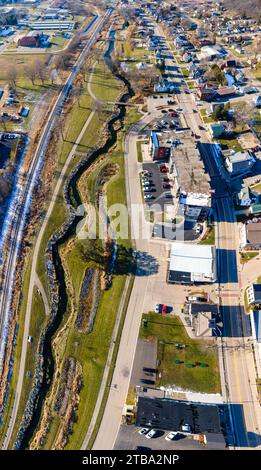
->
136, 396, 225, 443
30, 21, 74, 31
247, 284, 261, 308
149, 131, 172, 160
171, 130, 211, 195
168, 243, 216, 284
179, 192, 211, 224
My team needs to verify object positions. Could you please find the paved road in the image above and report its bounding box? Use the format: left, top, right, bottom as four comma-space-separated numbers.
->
1, 10, 112, 450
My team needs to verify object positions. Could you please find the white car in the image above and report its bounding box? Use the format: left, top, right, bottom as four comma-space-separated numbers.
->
165, 431, 178, 441
144, 194, 153, 200
138, 427, 149, 436
155, 303, 161, 313
146, 429, 157, 439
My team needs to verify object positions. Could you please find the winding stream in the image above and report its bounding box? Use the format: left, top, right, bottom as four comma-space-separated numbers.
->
18, 31, 134, 449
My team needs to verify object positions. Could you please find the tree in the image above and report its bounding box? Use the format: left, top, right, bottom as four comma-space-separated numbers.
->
34, 60, 47, 85
6, 66, 18, 89
24, 63, 37, 85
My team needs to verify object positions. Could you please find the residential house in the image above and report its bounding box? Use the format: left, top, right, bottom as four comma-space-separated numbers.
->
242, 223, 261, 250
236, 187, 253, 207
224, 150, 255, 176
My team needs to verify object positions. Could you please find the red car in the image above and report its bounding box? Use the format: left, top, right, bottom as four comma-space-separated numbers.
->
160, 166, 169, 173
162, 305, 167, 314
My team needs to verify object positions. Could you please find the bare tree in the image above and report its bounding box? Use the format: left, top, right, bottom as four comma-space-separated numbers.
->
34, 60, 47, 85
24, 63, 37, 85
6, 66, 18, 89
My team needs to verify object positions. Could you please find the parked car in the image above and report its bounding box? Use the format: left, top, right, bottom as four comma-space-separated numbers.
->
162, 305, 167, 314
160, 166, 168, 173
144, 194, 154, 200
139, 428, 149, 436
155, 303, 162, 313
163, 184, 171, 189
146, 429, 157, 439
165, 431, 178, 441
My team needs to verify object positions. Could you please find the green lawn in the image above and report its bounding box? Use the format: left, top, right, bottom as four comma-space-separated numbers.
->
136, 140, 147, 163
140, 313, 220, 393
200, 224, 215, 245
180, 67, 189, 78
240, 251, 259, 264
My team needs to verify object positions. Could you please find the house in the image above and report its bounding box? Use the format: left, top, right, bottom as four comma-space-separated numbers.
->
236, 187, 253, 207
197, 86, 216, 102
214, 86, 237, 101
185, 302, 220, 337
247, 284, 261, 308
225, 150, 255, 176
209, 123, 225, 138
242, 223, 261, 250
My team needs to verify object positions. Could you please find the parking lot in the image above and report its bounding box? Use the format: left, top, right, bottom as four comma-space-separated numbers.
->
141, 162, 174, 211
114, 425, 226, 450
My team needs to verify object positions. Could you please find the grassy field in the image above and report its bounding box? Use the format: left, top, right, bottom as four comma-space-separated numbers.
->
140, 313, 220, 393
240, 251, 259, 264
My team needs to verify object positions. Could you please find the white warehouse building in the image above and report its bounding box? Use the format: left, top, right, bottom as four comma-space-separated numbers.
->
168, 243, 216, 284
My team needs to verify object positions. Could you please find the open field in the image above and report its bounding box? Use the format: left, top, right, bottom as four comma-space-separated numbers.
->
140, 313, 221, 393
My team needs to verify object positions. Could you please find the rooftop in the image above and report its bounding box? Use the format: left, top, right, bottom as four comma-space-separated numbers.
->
169, 243, 216, 283
136, 396, 223, 434
171, 131, 210, 194
246, 223, 261, 245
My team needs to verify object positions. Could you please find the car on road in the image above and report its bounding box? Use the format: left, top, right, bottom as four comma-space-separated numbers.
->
165, 431, 178, 441
139, 428, 149, 436
146, 429, 157, 439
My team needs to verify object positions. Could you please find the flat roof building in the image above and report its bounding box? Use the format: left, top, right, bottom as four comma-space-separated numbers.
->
136, 396, 225, 440
171, 130, 210, 195
168, 243, 216, 284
